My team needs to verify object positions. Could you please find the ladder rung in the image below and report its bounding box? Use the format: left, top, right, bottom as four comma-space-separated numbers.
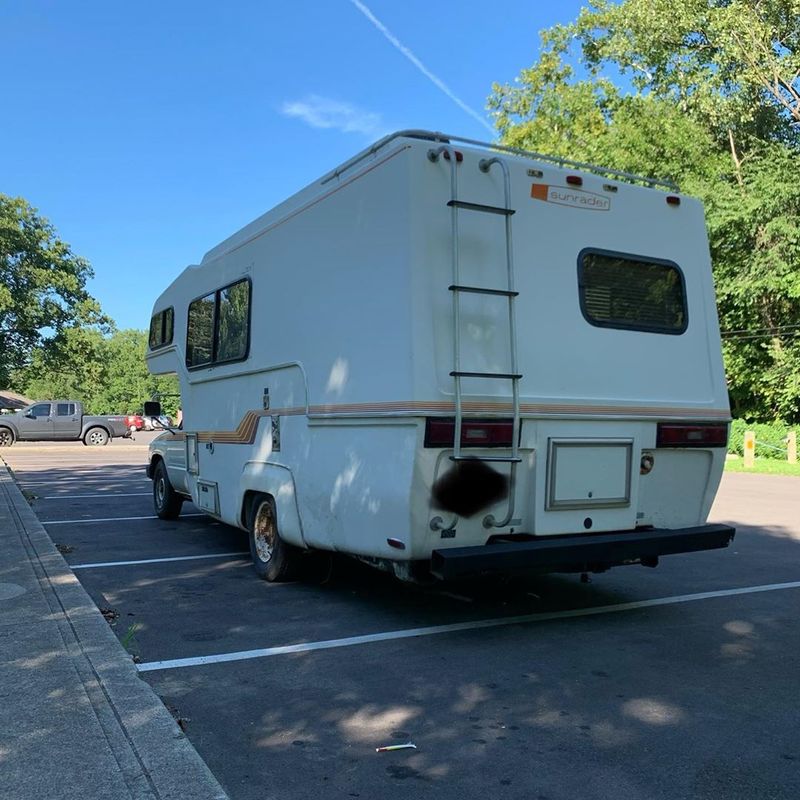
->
450, 455, 523, 463
447, 200, 515, 216
450, 371, 522, 380
449, 284, 519, 297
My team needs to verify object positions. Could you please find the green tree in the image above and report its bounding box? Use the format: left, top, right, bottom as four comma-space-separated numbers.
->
0, 195, 109, 387
94, 329, 180, 417
488, 0, 800, 421
22, 326, 107, 410
18, 329, 181, 416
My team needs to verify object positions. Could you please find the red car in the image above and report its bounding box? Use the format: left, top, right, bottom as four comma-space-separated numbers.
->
125, 414, 145, 431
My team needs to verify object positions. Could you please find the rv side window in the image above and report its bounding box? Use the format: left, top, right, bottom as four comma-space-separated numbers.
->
216, 280, 250, 363
185, 279, 251, 369
149, 307, 174, 350
578, 250, 687, 334
186, 293, 215, 367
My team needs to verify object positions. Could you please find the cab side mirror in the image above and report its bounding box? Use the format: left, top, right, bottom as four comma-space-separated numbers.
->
143, 401, 162, 417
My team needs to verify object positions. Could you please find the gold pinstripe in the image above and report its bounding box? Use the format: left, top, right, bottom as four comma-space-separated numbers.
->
164, 402, 730, 445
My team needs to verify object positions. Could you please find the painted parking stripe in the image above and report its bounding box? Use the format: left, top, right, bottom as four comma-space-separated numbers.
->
45, 513, 206, 525
40, 492, 152, 500
72, 552, 249, 570
136, 580, 800, 673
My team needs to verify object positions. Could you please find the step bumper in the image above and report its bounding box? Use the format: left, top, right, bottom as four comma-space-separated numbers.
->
430, 524, 736, 580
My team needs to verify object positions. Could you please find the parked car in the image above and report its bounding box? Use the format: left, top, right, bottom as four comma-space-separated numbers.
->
0, 401, 131, 446
142, 414, 172, 431
126, 414, 145, 431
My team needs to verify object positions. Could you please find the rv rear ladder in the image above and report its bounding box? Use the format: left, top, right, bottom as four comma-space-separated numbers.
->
429, 146, 523, 525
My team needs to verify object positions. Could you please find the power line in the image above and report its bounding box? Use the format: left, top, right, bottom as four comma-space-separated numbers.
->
721, 323, 800, 336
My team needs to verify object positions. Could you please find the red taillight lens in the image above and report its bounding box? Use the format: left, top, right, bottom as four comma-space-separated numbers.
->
656, 423, 728, 448
424, 418, 514, 448
566, 174, 583, 186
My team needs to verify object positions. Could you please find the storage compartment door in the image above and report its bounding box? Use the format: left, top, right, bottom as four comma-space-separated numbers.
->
547, 439, 632, 510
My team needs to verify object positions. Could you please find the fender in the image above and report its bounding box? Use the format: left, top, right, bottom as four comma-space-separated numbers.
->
240, 461, 307, 549
0, 421, 19, 438
79, 422, 111, 440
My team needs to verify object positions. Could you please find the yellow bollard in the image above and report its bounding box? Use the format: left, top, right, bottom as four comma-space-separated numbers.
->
788, 431, 797, 464
743, 431, 756, 468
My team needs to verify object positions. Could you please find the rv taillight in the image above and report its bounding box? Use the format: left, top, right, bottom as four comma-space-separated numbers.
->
424, 418, 514, 448
656, 423, 728, 448
566, 175, 583, 186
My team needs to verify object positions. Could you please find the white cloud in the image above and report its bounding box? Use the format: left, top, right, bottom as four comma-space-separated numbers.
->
280, 95, 385, 138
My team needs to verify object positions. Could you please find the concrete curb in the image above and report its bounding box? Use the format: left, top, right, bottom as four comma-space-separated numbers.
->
0, 461, 229, 800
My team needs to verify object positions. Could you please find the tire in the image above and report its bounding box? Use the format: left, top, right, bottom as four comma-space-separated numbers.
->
0, 427, 14, 447
247, 494, 298, 582
83, 427, 109, 446
153, 460, 183, 520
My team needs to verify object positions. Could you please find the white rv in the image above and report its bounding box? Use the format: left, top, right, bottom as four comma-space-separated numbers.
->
145, 130, 734, 582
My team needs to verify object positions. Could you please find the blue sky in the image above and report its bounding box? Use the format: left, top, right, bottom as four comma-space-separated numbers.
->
2, 0, 587, 331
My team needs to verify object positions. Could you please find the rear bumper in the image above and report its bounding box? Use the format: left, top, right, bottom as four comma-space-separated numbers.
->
430, 524, 736, 581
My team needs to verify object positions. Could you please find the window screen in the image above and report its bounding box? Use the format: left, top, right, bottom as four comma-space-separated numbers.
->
216, 280, 250, 363
149, 307, 174, 349
578, 250, 687, 334
186, 293, 215, 367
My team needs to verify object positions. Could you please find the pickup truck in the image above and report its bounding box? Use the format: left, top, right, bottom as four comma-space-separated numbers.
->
0, 400, 131, 447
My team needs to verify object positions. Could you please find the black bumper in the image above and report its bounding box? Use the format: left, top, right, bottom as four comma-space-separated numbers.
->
430, 524, 736, 581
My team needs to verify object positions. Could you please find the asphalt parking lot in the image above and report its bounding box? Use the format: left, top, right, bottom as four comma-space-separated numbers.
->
3, 439, 800, 800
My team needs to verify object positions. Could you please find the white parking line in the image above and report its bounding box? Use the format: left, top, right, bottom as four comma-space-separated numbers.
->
46, 513, 206, 525
40, 492, 152, 500
136, 579, 800, 673
72, 552, 249, 570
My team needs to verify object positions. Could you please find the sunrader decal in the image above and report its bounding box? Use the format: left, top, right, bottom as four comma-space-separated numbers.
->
531, 183, 611, 211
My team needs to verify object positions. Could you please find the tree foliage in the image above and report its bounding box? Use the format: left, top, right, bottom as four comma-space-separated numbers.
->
19, 328, 181, 417
0, 194, 109, 387
489, 0, 800, 421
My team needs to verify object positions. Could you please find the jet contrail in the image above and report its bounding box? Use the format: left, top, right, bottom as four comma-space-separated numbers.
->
349, 0, 496, 136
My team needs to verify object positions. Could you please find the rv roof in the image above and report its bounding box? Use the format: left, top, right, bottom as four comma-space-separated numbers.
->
321, 130, 679, 192
201, 129, 677, 265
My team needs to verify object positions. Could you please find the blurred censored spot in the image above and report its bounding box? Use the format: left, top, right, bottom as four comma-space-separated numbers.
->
431, 459, 509, 518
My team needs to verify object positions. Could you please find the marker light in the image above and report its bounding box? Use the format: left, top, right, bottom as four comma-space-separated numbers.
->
566, 175, 583, 186
666, 195, 681, 206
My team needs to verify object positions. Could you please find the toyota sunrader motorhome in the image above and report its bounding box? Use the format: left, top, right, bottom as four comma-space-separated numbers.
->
144, 130, 735, 582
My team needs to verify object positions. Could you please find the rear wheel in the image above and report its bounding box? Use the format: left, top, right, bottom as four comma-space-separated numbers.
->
153, 460, 183, 520
247, 495, 299, 582
83, 427, 109, 446
0, 428, 14, 447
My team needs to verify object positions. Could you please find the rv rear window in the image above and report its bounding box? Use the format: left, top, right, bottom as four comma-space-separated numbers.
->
185, 278, 251, 369
148, 307, 174, 350
578, 250, 687, 334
